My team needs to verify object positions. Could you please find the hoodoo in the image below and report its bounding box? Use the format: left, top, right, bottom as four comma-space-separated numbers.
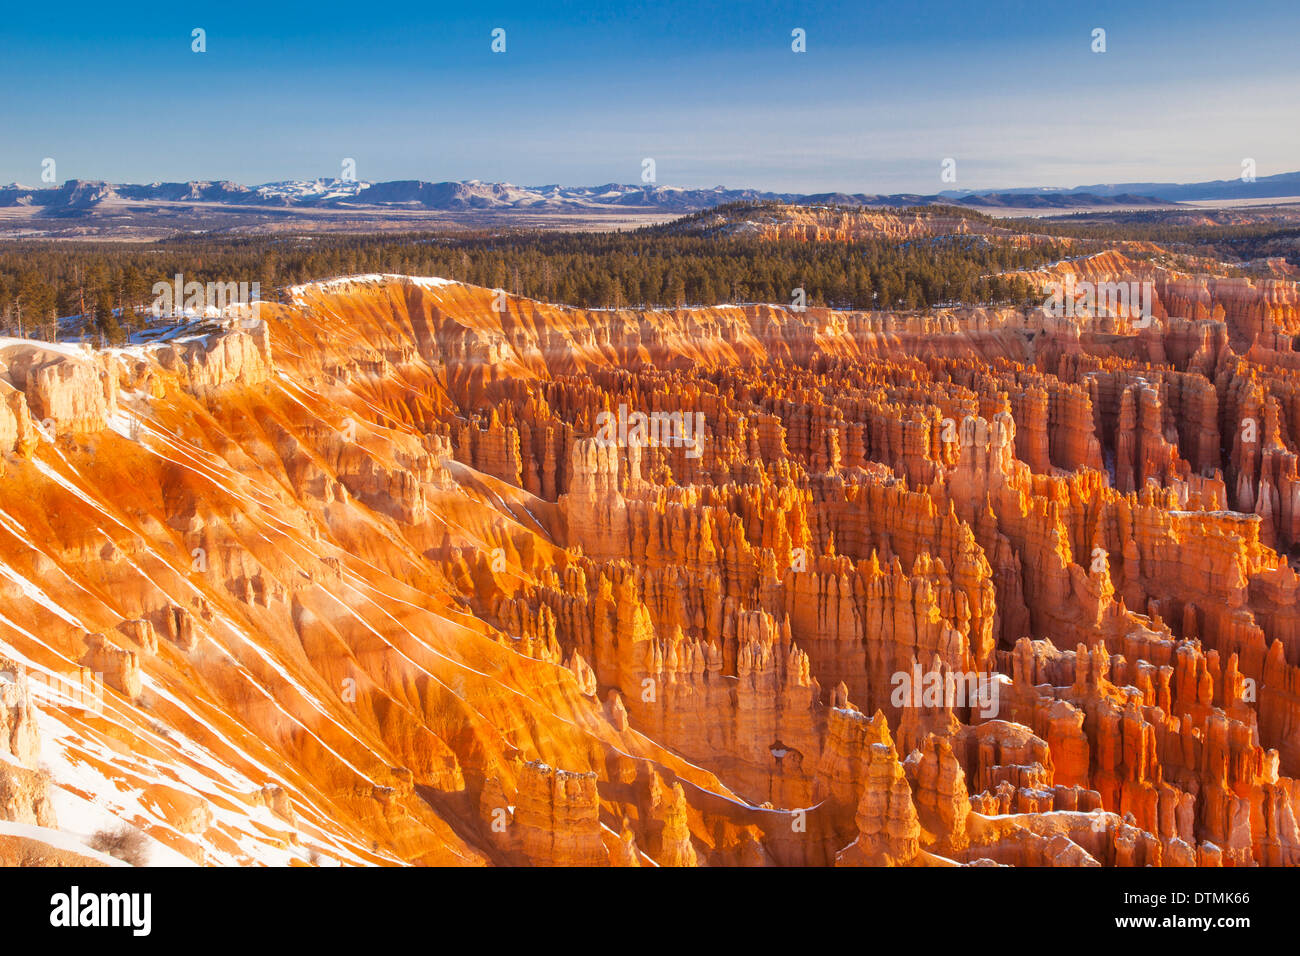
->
0, 271, 1297, 867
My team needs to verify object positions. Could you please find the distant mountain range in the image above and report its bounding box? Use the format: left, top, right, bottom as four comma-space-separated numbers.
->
941, 170, 1300, 204
2, 171, 1297, 219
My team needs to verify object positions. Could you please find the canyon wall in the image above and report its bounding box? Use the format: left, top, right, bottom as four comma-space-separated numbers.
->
0, 270, 1297, 865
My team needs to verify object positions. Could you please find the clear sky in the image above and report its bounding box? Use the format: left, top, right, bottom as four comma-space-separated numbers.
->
1, 0, 1296, 193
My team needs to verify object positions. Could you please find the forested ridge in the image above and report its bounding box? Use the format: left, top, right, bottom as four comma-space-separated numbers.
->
1, 201, 1293, 343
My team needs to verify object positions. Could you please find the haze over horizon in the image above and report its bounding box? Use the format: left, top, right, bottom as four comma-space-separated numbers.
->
2, 0, 1297, 195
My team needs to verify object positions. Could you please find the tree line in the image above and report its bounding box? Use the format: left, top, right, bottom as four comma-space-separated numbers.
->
5, 201, 1293, 346
0, 227, 1066, 344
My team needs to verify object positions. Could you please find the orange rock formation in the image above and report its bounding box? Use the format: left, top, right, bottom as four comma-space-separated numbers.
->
0, 269, 1298, 866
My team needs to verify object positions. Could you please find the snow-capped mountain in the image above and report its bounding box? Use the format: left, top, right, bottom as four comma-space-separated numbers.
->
0, 178, 941, 213
5, 171, 1289, 220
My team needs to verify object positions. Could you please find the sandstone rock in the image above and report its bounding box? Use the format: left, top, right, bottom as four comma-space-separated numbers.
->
0, 270, 1295, 866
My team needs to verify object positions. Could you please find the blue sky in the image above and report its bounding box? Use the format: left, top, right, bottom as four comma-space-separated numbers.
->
1, 0, 1296, 193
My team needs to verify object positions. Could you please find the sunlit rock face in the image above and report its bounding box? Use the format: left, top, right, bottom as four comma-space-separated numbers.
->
0, 271, 1298, 867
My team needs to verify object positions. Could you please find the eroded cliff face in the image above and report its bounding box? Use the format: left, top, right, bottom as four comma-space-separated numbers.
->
700, 205, 1032, 244
1, 270, 1299, 866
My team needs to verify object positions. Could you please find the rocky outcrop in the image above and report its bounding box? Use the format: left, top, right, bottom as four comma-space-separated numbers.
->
835, 740, 921, 866
0, 269, 1298, 867
513, 762, 607, 866
155, 318, 273, 395
0, 345, 117, 438
0, 660, 56, 828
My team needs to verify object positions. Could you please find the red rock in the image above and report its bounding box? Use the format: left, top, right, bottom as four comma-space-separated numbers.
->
0, 270, 1297, 866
